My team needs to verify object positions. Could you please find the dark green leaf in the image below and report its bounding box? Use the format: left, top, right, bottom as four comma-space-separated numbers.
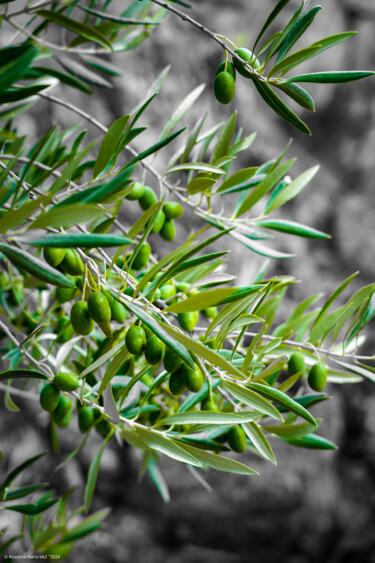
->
272, 81, 315, 111
285, 71, 375, 83
93, 115, 130, 179
0, 369, 49, 381
29, 203, 107, 229
6, 498, 58, 515
257, 218, 329, 238
126, 128, 185, 168
280, 434, 337, 450
84, 438, 110, 512
276, 6, 323, 63
253, 0, 291, 51
24, 233, 132, 248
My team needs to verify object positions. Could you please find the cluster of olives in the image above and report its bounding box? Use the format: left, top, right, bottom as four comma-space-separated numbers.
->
288, 352, 327, 392
39, 373, 114, 437
214, 48, 261, 105
125, 182, 184, 242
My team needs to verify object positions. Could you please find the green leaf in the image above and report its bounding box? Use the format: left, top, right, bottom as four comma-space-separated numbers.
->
165, 285, 260, 313
210, 112, 236, 164
280, 434, 337, 450
243, 421, 277, 464
169, 251, 229, 278
277, 393, 329, 412
272, 81, 315, 111
93, 115, 130, 179
256, 218, 329, 238
0, 84, 48, 104
0, 243, 75, 288
0, 452, 46, 498
176, 442, 258, 475
230, 231, 295, 259
269, 45, 323, 78
32, 66, 94, 94
251, 77, 311, 135
167, 162, 225, 176
276, 5, 323, 63
224, 381, 283, 421
247, 383, 317, 426
332, 360, 375, 385
0, 369, 49, 381
37, 9, 113, 50
136, 427, 202, 467
159, 84, 205, 141
146, 457, 170, 503
265, 165, 319, 213
0, 45, 38, 90
216, 167, 258, 194
253, 0, 291, 51
24, 233, 132, 248
262, 419, 320, 439
126, 128, 185, 168
60, 509, 109, 543
157, 411, 261, 426
235, 158, 296, 217
29, 203, 107, 229
6, 498, 58, 515
5, 483, 46, 501
74, 4, 159, 24
0, 535, 22, 556
285, 71, 375, 83
84, 438, 110, 512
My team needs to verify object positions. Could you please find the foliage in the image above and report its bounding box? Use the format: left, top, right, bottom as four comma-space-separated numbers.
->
0, 0, 374, 558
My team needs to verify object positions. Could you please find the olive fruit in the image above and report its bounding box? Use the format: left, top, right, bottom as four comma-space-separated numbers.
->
181, 363, 204, 393
160, 219, 176, 241
125, 325, 146, 355
139, 186, 158, 210
61, 249, 84, 276
78, 406, 95, 432
176, 282, 190, 294
88, 292, 111, 323
177, 311, 199, 332
132, 243, 151, 271
149, 210, 166, 234
95, 417, 113, 438
288, 352, 306, 377
43, 247, 66, 268
169, 370, 186, 395
163, 347, 183, 373
101, 288, 113, 307
39, 383, 60, 413
163, 202, 184, 220
159, 284, 176, 301
56, 317, 74, 344
53, 372, 80, 392
0, 271, 7, 289
233, 47, 260, 78
202, 306, 218, 319
216, 61, 236, 80
227, 425, 247, 453
125, 181, 145, 201
70, 301, 94, 336
145, 335, 165, 365
56, 282, 77, 304
52, 396, 73, 428
111, 300, 127, 323
308, 363, 327, 392
214, 71, 235, 104
201, 398, 219, 411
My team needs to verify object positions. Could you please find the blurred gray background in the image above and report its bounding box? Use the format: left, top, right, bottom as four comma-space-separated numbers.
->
2, 0, 375, 561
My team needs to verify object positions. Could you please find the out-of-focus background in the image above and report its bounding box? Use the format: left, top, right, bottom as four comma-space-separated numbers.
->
2, 1, 375, 561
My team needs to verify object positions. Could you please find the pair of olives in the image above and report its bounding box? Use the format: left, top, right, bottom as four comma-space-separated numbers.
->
70, 291, 127, 336
125, 324, 165, 366
44, 247, 84, 275
288, 352, 327, 392
214, 48, 261, 105
125, 182, 184, 242
39, 372, 80, 427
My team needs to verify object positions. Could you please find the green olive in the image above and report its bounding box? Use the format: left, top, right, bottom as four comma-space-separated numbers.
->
95, 417, 113, 438
43, 247, 66, 268
78, 406, 95, 433
163, 347, 183, 373
8, 281, 24, 306
214, 72, 235, 104
110, 300, 127, 323
55, 283, 77, 304
125, 181, 145, 201
159, 219, 176, 241
308, 363, 327, 392
39, 383, 60, 413
159, 283, 176, 301
139, 186, 158, 210
216, 61, 236, 80
149, 210, 166, 235
87, 292, 111, 323
177, 311, 199, 332
233, 48, 260, 78
131, 243, 151, 271
201, 398, 219, 411
125, 325, 146, 355
61, 249, 84, 276
145, 335, 165, 365
181, 363, 204, 393
202, 306, 218, 319
52, 396, 73, 427
70, 301, 94, 336
288, 352, 306, 377
163, 202, 184, 220
53, 372, 80, 392
169, 370, 186, 395
56, 317, 74, 343
227, 425, 247, 453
